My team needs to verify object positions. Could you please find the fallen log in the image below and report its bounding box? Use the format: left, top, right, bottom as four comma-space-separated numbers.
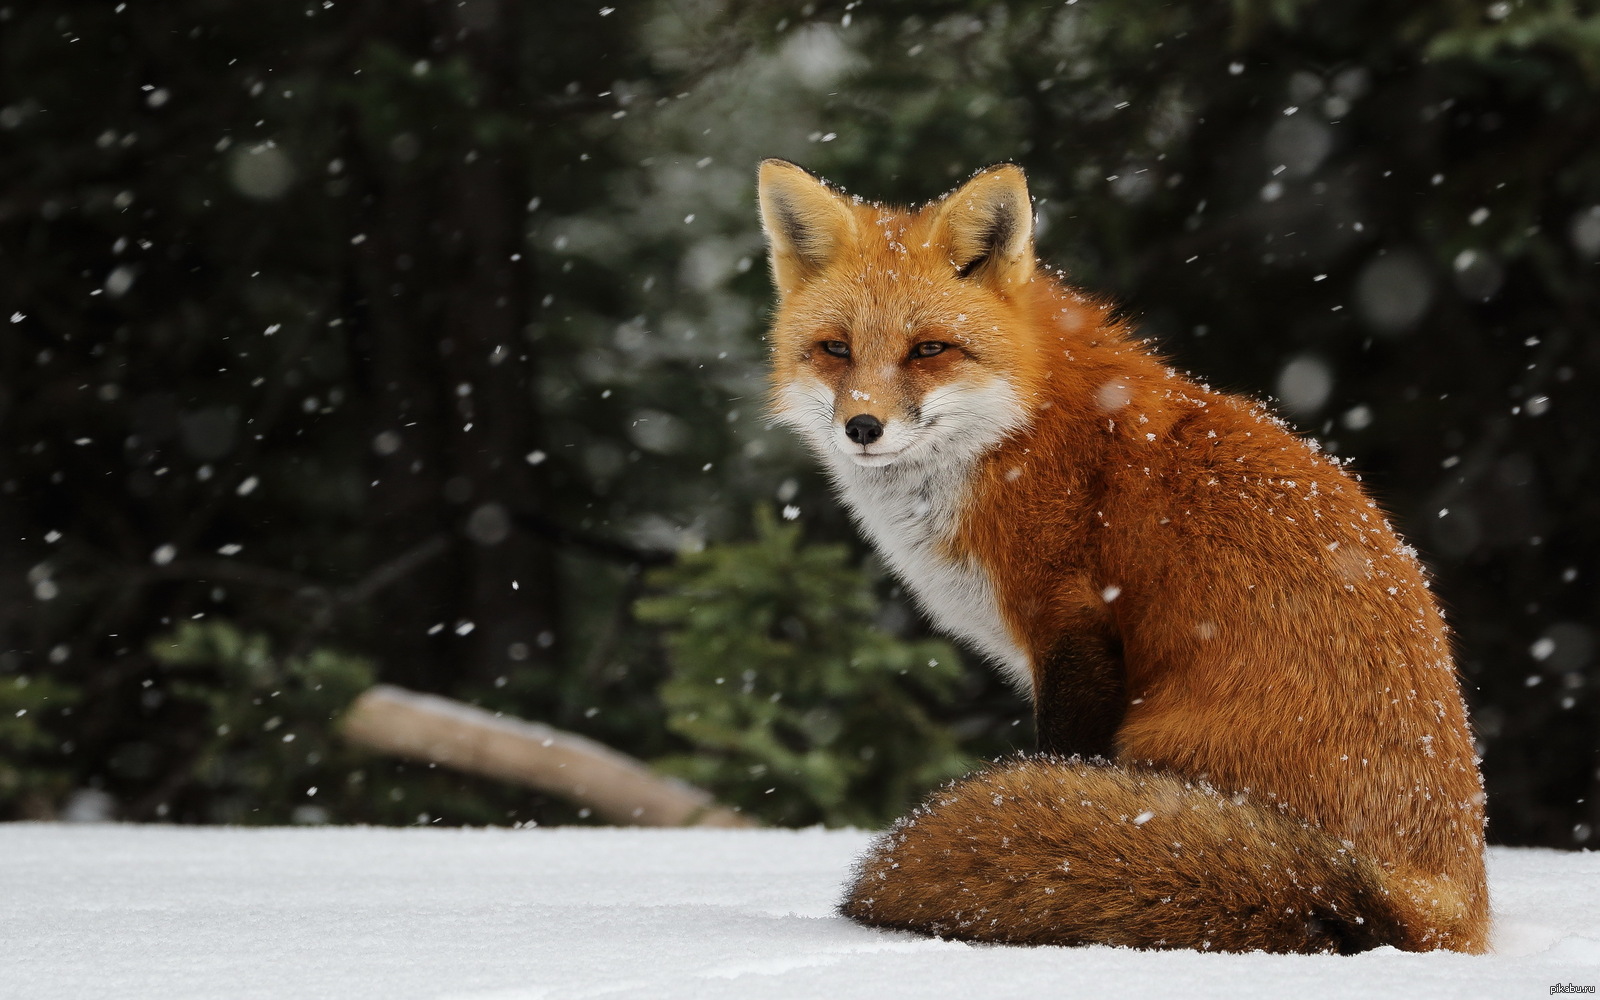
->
340, 684, 752, 828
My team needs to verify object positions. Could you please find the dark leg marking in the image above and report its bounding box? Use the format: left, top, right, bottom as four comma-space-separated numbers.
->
1033, 632, 1126, 758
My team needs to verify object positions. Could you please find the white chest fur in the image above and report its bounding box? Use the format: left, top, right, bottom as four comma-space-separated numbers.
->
822, 451, 1034, 695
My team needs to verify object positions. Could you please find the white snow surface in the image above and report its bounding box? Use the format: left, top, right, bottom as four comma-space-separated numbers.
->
3, 824, 1597, 999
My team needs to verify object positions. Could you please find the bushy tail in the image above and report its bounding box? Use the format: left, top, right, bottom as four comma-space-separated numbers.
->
841, 757, 1413, 954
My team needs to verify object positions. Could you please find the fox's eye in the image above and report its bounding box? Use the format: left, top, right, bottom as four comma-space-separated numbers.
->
820, 340, 851, 358
911, 341, 948, 358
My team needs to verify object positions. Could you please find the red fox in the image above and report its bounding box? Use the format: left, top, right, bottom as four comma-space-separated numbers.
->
756, 159, 1488, 954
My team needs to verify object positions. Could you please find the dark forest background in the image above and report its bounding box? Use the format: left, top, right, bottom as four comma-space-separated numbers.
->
1, 0, 1596, 845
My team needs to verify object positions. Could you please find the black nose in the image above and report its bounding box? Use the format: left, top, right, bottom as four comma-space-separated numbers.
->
845, 414, 884, 446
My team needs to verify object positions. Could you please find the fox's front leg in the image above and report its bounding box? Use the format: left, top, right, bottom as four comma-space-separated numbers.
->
1032, 632, 1126, 757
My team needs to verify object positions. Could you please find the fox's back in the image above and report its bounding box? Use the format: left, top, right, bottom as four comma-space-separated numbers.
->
961, 352, 1484, 905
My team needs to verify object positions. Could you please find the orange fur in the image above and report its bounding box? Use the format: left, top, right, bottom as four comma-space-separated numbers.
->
758, 160, 1488, 953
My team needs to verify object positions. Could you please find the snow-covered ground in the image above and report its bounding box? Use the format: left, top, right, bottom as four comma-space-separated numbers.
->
2, 824, 1596, 999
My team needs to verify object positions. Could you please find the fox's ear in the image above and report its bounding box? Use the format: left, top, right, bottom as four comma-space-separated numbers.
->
936, 164, 1035, 291
758, 159, 858, 298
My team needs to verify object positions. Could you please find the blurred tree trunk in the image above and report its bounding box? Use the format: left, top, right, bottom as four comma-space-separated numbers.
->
353, 0, 560, 692
438, 0, 561, 688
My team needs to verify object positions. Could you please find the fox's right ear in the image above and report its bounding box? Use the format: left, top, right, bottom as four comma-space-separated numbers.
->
758, 159, 857, 298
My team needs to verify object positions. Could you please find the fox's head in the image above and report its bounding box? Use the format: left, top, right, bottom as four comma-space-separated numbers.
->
758, 160, 1046, 471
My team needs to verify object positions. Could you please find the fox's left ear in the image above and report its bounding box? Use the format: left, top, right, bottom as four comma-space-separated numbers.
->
935, 164, 1035, 291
